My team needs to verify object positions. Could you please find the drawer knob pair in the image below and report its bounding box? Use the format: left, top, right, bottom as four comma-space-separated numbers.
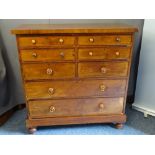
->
49, 106, 56, 113
101, 67, 107, 74
47, 68, 53, 75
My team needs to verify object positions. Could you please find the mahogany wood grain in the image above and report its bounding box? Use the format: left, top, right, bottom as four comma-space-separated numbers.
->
78, 35, 132, 45
78, 61, 128, 78
28, 97, 124, 118
25, 79, 126, 100
18, 36, 75, 48
78, 47, 131, 60
20, 49, 75, 62
22, 63, 75, 80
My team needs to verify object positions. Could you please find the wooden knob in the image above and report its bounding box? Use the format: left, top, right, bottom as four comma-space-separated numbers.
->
46, 68, 53, 75
59, 38, 64, 43
89, 51, 93, 56
60, 52, 65, 57
99, 103, 105, 109
48, 88, 54, 94
116, 37, 121, 42
100, 84, 106, 92
31, 39, 36, 44
115, 51, 120, 56
32, 52, 37, 57
49, 106, 56, 112
101, 67, 107, 73
89, 38, 94, 43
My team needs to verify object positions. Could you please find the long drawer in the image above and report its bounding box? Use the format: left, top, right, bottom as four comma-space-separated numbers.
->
28, 97, 124, 118
78, 35, 132, 45
78, 47, 131, 60
18, 36, 75, 48
20, 49, 75, 62
25, 79, 126, 100
78, 61, 129, 78
22, 63, 75, 80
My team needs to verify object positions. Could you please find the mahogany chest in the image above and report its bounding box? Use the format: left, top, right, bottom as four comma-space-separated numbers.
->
12, 24, 138, 133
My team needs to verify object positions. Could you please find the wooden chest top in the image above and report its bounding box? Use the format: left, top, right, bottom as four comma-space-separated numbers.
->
11, 24, 138, 34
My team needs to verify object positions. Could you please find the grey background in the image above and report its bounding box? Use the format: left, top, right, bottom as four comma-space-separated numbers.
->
0, 19, 144, 115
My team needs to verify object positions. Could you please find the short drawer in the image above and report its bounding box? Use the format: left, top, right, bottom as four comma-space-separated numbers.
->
20, 49, 75, 62
28, 97, 124, 118
25, 79, 126, 100
78, 47, 131, 60
18, 36, 75, 48
78, 61, 128, 78
22, 63, 75, 80
78, 35, 132, 45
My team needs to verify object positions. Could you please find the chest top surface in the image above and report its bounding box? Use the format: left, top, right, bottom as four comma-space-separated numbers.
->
11, 24, 138, 35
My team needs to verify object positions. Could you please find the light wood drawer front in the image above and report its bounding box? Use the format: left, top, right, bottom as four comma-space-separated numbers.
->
20, 49, 75, 62
78, 62, 128, 78
78, 47, 131, 60
22, 63, 75, 80
78, 35, 132, 45
25, 79, 126, 100
18, 36, 75, 47
28, 97, 124, 118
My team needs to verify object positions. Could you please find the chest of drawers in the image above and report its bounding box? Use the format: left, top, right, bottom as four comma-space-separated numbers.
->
12, 24, 138, 133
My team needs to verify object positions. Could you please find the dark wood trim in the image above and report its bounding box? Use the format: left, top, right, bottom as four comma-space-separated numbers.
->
0, 104, 25, 126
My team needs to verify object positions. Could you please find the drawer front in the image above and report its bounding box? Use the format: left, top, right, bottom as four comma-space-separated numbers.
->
18, 36, 75, 47
78, 47, 131, 60
78, 35, 132, 45
20, 49, 75, 62
28, 97, 124, 118
22, 63, 75, 80
25, 79, 126, 100
78, 62, 128, 78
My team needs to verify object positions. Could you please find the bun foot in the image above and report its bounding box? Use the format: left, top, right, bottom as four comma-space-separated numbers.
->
115, 123, 124, 129
28, 127, 37, 134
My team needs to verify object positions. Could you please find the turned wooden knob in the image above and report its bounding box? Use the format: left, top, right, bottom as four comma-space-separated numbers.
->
60, 52, 65, 57
32, 52, 37, 57
28, 128, 37, 134
99, 103, 105, 109
89, 38, 94, 43
100, 84, 106, 92
59, 38, 64, 43
31, 39, 36, 44
101, 67, 107, 73
89, 51, 93, 56
46, 68, 53, 75
115, 51, 120, 56
48, 88, 55, 94
49, 106, 56, 112
116, 37, 121, 42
